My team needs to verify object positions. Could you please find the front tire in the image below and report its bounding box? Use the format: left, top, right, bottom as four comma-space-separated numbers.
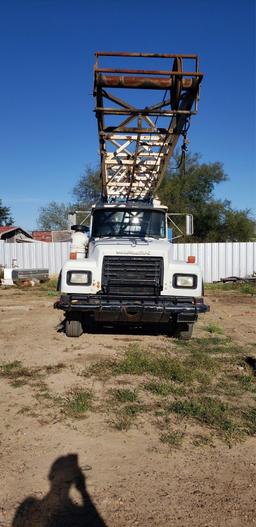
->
65, 315, 83, 337
174, 323, 193, 340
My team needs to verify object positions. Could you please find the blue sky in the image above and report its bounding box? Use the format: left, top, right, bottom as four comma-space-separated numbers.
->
0, 0, 255, 230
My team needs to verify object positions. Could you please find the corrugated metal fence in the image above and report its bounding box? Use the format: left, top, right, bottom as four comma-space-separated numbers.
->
0, 240, 256, 283
173, 242, 256, 282
0, 241, 70, 277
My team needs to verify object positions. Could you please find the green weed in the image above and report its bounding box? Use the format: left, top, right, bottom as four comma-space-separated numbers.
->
123, 404, 144, 416
10, 378, 28, 388
168, 397, 237, 436
17, 406, 38, 418
80, 339, 256, 443
244, 408, 256, 435
44, 363, 66, 374
0, 361, 23, 376
205, 282, 255, 295
58, 389, 93, 419
112, 404, 144, 431
36, 277, 58, 291
160, 430, 184, 447
205, 324, 224, 335
192, 434, 212, 447
112, 414, 131, 431
144, 381, 186, 397
0, 361, 40, 382
110, 387, 138, 403
215, 377, 242, 397
112, 347, 193, 384
17, 406, 32, 415
233, 373, 256, 392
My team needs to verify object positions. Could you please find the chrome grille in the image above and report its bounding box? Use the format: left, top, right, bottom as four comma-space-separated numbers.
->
102, 256, 163, 295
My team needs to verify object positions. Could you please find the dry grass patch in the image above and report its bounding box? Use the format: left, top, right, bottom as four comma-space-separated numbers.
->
82, 336, 256, 443
160, 430, 184, 448
110, 387, 138, 403
0, 360, 41, 386
205, 282, 256, 295
5, 335, 255, 443
56, 388, 93, 419
167, 397, 239, 438
144, 381, 186, 397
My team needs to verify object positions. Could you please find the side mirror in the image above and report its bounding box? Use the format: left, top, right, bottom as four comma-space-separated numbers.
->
185, 215, 194, 236
71, 225, 90, 234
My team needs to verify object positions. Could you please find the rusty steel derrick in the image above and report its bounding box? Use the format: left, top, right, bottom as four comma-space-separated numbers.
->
94, 52, 203, 202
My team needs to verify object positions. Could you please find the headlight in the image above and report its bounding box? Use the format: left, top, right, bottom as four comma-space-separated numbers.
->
173, 274, 197, 288
67, 271, 92, 285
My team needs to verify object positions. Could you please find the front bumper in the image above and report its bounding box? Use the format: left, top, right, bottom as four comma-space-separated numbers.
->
54, 294, 209, 324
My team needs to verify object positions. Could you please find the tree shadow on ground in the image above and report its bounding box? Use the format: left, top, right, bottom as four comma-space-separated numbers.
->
12, 453, 107, 527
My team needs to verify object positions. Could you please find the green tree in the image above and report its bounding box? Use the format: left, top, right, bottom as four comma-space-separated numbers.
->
37, 201, 70, 230
38, 156, 254, 240
218, 207, 255, 242
158, 153, 255, 242
73, 166, 101, 207
0, 199, 13, 226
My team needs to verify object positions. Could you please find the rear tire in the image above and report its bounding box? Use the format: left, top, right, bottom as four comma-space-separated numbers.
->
174, 323, 193, 340
65, 316, 83, 337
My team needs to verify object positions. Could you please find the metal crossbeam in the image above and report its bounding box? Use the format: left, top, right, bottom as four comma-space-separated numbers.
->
94, 52, 203, 202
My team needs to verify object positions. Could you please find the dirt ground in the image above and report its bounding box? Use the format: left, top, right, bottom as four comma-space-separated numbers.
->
0, 287, 256, 527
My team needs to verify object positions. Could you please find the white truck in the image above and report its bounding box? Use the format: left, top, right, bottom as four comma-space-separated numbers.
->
54, 52, 209, 338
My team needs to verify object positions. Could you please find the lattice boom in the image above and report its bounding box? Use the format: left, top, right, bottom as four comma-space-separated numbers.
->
94, 52, 203, 202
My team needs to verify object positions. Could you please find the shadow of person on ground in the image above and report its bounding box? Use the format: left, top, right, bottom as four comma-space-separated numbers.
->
12, 453, 107, 527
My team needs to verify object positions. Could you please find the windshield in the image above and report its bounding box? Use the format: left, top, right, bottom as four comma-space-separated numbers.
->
92, 209, 166, 238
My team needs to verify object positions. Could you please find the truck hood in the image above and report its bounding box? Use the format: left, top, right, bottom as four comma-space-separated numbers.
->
88, 237, 171, 259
